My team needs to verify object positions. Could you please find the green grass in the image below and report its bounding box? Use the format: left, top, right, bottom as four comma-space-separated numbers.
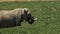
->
0, 1, 60, 34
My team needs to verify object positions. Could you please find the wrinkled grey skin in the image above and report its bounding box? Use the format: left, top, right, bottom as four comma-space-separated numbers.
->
0, 8, 35, 28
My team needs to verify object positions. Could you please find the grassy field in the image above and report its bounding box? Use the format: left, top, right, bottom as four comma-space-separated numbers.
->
0, 1, 60, 34
0, 0, 59, 2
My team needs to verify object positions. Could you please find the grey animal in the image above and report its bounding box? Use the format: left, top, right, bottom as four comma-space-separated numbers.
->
0, 8, 37, 28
